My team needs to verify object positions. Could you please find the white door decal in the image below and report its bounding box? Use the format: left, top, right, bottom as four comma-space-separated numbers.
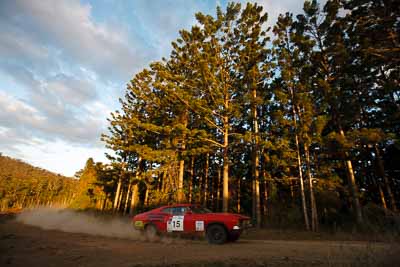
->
195, 221, 204, 231
167, 220, 173, 232
169, 215, 184, 231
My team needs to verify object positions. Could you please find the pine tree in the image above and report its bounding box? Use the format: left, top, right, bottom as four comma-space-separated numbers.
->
234, 2, 271, 226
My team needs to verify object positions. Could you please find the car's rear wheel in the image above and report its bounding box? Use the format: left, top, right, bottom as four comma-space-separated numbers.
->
206, 224, 227, 244
145, 224, 159, 242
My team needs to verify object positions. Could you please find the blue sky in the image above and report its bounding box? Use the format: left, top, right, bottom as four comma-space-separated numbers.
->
0, 0, 319, 176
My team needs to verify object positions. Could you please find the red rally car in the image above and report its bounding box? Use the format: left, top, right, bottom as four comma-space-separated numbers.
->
132, 204, 251, 244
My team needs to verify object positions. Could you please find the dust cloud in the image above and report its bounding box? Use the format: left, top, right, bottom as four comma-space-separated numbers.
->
16, 208, 144, 240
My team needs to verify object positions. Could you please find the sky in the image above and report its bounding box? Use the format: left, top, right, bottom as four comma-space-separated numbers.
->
0, 0, 322, 177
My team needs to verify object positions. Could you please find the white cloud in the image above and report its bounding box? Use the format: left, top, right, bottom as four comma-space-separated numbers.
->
131, 0, 210, 58
253, 0, 328, 28
0, 77, 108, 147
45, 74, 97, 106
0, 90, 45, 127
0, 0, 147, 81
0, 88, 110, 175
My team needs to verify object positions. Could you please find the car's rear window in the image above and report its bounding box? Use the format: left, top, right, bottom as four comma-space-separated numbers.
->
171, 207, 188, 215
161, 206, 210, 215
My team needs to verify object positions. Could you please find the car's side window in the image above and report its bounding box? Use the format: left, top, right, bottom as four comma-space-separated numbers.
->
171, 207, 187, 215
161, 208, 172, 214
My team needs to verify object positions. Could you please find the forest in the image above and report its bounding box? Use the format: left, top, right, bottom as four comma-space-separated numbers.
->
0, 154, 77, 211
1, 0, 399, 232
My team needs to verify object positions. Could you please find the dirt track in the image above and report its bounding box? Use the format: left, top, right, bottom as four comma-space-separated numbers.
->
1, 215, 399, 267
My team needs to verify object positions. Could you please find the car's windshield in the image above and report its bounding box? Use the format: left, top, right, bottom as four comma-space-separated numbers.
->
190, 206, 212, 214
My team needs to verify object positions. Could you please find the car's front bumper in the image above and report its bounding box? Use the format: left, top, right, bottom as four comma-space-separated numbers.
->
239, 220, 253, 230
133, 220, 145, 230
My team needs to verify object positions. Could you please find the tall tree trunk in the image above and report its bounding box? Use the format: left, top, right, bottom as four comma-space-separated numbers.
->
117, 187, 124, 211
209, 168, 214, 210
203, 153, 209, 206
261, 158, 269, 223
222, 114, 229, 212
129, 184, 139, 215
370, 157, 388, 211
163, 171, 169, 193
20, 194, 27, 209
113, 177, 122, 211
252, 87, 261, 227
237, 178, 241, 213
95, 198, 101, 210
375, 144, 397, 212
263, 178, 268, 220
177, 111, 188, 203
305, 145, 318, 232
217, 167, 221, 211
296, 103, 318, 231
252, 178, 256, 221
198, 160, 204, 204
339, 128, 363, 224
36, 187, 42, 206
291, 101, 310, 231
379, 184, 388, 211
188, 156, 195, 203
129, 157, 142, 215
101, 195, 107, 211
144, 187, 149, 207
295, 133, 310, 231
289, 180, 295, 201
123, 183, 132, 214
178, 154, 185, 203
255, 178, 261, 227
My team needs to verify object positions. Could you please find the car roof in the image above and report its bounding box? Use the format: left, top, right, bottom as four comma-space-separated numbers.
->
159, 204, 194, 209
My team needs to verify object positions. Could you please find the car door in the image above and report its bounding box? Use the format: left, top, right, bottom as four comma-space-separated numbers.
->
166, 207, 187, 233
183, 209, 205, 233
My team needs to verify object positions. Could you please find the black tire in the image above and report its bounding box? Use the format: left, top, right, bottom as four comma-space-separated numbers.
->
206, 224, 228, 244
145, 224, 159, 242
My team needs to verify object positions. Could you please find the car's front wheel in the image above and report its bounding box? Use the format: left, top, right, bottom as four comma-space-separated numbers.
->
206, 224, 227, 244
145, 224, 159, 242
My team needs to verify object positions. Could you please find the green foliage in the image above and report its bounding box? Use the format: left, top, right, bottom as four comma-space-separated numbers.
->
70, 158, 101, 210
0, 154, 77, 211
